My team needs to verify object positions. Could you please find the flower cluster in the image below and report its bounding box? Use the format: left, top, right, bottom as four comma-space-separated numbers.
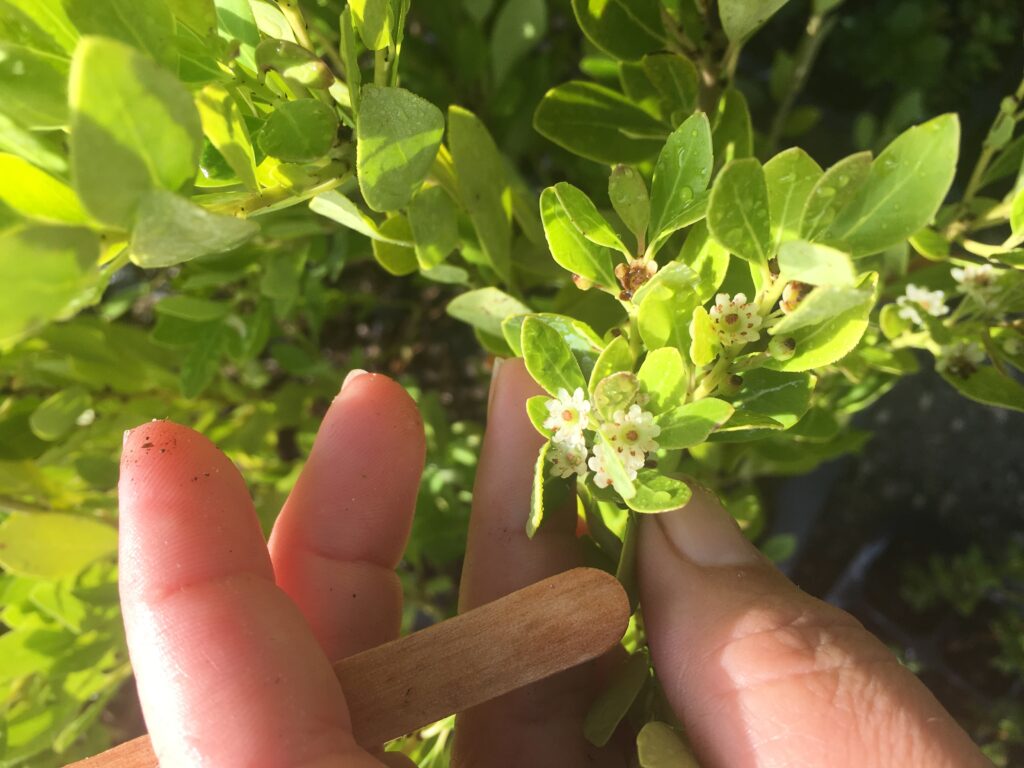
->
896, 284, 949, 326
543, 388, 660, 488
951, 263, 997, 301
709, 293, 763, 348
935, 340, 986, 377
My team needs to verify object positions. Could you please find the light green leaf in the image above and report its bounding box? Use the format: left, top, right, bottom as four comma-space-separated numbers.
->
196, 84, 259, 192
449, 105, 512, 284
180, 323, 226, 396
688, 305, 718, 366
0, 226, 100, 349
637, 722, 700, 768
491, 0, 546, 85
0, 153, 89, 225
357, 85, 444, 212
637, 346, 686, 412
608, 164, 650, 245
447, 287, 531, 338
656, 397, 734, 449
800, 151, 872, 241
0, 512, 116, 579
777, 239, 855, 286
1012, 189, 1024, 238
155, 294, 230, 322
553, 182, 630, 257
827, 115, 960, 256
64, 0, 177, 70
879, 302, 911, 339
534, 80, 667, 165
642, 53, 699, 120
719, 0, 791, 42
309, 190, 413, 245
708, 158, 771, 264
527, 441, 549, 538
212, 0, 258, 70
635, 262, 701, 351
595, 430, 636, 499
70, 36, 202, 228
0, 112, 66, 174
0, 0, 79, 55
589, 335, 634, 392
584, 651, 650, 746
256, 39, 333, 88
349, 0, 390, 50
940, 366, 1024, 412
522, 315, 588, 396
764, 147, 823, 250
712, 87, 752, 162
504, 312, 604, 378
29, 386, 91, 441
767, 273, 878, 372
626, 471, 691, 513
130, 190, 258, 268
732, 368, 814, 429
409, 185, 458, 269
648, 113, 713, 251
0, 41, 68, 129
540, 187, 618, 288
678, 221, 729, 301
371, 215, 418, 275
592, 371, 640, 421
259, 99, 338, 163
250, 0, 297, 42
570, 0, 665, 62
526, 395, 554, 437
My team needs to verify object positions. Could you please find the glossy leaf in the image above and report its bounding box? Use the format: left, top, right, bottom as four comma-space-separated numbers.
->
595, 430, 636, 499
626, 471, 691, 513
589, 336, 634, 392
648, 113, 713, 251
636, 263, 701, 351
503, 312, 604, 379
553, 182, 630, 257
491, 0, 546, 85
0, 512, 116, 580
764, 147, 823, 250
64, 0, 177, 70
534, 81, 666, 164
656, 397, 734, 449
522, 315, 588, 396
29, 387, 92, 441
608, 165, 650, 245
642, 53, 699, 120
592, 371, 640, 421
708, 158, 772, 264
719, 0, 791, 42
637, 346, 686, 412
0, 41, 69, 129
732, 369, 815, 429
0, 153, 89, 225
712, 87, 752, 162
527, 441, 549, 538
940, 366, 1024, 413
776, 239, 855, 286
540, 187, 618, 288
678, 221, 729, 301
800, 152, 872, 241
259, 99, 338, 163
570, 0, 665, 62
349, 0, 390, 50
371, 215, 418, 276
309, 191, 413, 245
69, 36, 202, 228
408, 185, 458, 269
637, 722, 700, 768
828, 115, 960, 256
195, 84, 259, 192
447, 287, 531, 338
688, 305, 718, 366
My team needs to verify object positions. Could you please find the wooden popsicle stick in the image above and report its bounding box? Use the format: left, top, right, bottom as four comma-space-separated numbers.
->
68, 567, 629, 767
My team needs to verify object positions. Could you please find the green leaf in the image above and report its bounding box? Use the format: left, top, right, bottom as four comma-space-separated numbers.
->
0, 0, 79, 55
526, 395, 554, 437
0, 153, 89, 225
570, 0, 665, 62
0, 226, 100, 349
635, 262, 701, 351
553, 182, 630, 257
940, 366, 1024, 412
608, 165, 650, 245
196, 84, 259, 192
180, 323, 226, 396
130, 189, 258, 268
540, 187, 618, 288
357, 85, 444, 212
309, 191, 413, 244
168, 0, 218, 35
259, 99, 338, 163
583, 651, 649, 747
491, 0, 546, 85
449, 105, 512, 284
648, 113, 713, 251
408, 185, 458, 269
447, 287, 531, 338
656, 397, 734, 449
678, 221, 729, 301
0, 112, 67, 174
1011, 189, 1024, 239
732, 369, 814, 429
212, 0, 258, 70
708, 158, 771, 264
589, 335, 634, 392
777, 239, 855, 286
592, 371, 640, 420
349, 0, 390, 50
719, 0, 791, 42
371, 215, 418, 275
642, 53, 699, 120
155, 295, 229, 322
28, 386, 91, 441
626, 471, 691, 513
595, 430, 636, 498
69, 36, 202, 228
64, 0, 177, 70
527, 441, 549, 538
800, 151, 872, 241
767, 273, 878, 372
504, 313, 604, 377
637, 722, 700, 768
637, 347, 686, 412
521, 315, 588, 396
688, 305, 718, 366
534, 81, 667, 165
0, 41, 68, 129
764, 147, 823, 251
712, 87, 752, 162
0, 512, 116, 580
827, 115, 960, 256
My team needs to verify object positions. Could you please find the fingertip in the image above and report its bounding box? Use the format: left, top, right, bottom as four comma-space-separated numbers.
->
333, 372, 426, 469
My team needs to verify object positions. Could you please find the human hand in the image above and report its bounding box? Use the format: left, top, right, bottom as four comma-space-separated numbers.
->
119, 361, 988, 767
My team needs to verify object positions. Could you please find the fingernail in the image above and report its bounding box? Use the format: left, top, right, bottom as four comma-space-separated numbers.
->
342, 368, 367, 391
657, 489, 761, 567
123, 429, 132, 447
487, 358, 505, 418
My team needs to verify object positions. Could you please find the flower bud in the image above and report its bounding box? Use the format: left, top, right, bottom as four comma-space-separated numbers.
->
769, 336, 797, 361
719, 373, 744, 395
572, 273, 593, 291
780, 281, 812, 314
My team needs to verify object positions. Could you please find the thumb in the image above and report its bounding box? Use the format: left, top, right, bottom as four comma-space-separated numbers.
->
638, 489, 987, 768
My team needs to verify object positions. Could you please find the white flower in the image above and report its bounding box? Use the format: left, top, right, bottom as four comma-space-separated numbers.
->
604, 404, 660, 472
709, 293, 762, 348
548, 438, 588, 479
588, 441, 637, 489
935, 340, 986, 375
543, 387, 591, 442
896, 284, 949, 326
951, 264, 997, 299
